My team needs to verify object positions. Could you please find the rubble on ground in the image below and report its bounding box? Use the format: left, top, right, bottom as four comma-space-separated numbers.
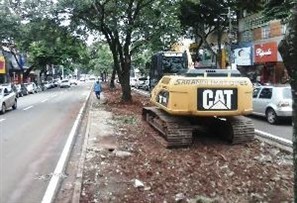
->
80, 85, 293, 203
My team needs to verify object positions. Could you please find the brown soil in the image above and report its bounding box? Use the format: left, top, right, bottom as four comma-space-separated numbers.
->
80, 84, 293, 203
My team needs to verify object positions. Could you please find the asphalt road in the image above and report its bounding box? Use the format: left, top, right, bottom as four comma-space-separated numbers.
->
0, 82, 91, 203
249, 115, 293, 141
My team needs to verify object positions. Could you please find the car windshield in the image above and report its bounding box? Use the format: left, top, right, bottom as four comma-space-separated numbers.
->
282, 88, 292, 99
139, 77, 147, 81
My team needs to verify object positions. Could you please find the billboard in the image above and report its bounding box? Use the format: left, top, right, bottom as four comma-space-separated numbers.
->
234, 47, 252, 66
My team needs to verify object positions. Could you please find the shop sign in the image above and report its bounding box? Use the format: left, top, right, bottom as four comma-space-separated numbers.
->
234, 47, 252, 66
0, 56, 6, 74
255, 42, 277, 63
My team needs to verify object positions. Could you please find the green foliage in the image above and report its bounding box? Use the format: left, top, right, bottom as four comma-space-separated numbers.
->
132, 49, 153, 76
0, 1, 22, 43
23, 18, 87, 72
263, 0, 294, 21
88, 42, 113, 75
234, 0, 264, 14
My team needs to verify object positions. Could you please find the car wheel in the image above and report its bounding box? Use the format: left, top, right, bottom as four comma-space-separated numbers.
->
12, 100, 17, 110
266, 108, 278, 124
1, 103, 6, 114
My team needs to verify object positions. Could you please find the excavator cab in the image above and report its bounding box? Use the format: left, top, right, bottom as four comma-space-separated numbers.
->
149, 51, 188, 90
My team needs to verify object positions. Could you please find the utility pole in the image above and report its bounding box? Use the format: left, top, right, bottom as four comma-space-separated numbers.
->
228, 7, 232, 42
227, 6, 233, 69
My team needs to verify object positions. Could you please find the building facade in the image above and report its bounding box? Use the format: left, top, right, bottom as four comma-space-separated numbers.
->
235, 13, 289, 84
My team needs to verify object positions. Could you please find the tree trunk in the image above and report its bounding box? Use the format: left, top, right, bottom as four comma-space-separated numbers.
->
23, 65, 35, 81
118, 57, 132, 102
278, 3, 297, 201
120, 65, 132, 102
110, 68, 116, 89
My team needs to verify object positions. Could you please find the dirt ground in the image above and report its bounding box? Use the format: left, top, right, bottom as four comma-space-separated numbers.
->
80, 84, 293, 203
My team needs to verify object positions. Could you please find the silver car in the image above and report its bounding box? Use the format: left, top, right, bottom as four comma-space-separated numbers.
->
0, 86, 17, 114
252, 85, 292, 124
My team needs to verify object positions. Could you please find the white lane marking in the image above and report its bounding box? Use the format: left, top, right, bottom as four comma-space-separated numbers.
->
255, 129, 292, 147
51, 94, 58, 98
41, 90, 91, 203
0, 118, 5, 122
41, 99, 49, 103
23, 105, 34, 111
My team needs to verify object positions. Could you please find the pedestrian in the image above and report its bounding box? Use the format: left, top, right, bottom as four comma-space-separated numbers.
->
93, 80, 102, 99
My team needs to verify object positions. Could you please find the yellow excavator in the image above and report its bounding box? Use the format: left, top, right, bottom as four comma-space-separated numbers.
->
143, 51, 255, 147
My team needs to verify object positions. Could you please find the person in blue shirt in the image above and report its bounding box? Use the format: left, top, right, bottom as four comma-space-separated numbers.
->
93, 80, 102, 99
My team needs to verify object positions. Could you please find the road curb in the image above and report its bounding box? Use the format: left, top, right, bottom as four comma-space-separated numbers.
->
255, 129, 292, 153
41, 87, 91, 203
72, 95, 93, 203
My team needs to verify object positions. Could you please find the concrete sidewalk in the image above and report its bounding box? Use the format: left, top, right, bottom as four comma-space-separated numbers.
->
72, 92, 118, 202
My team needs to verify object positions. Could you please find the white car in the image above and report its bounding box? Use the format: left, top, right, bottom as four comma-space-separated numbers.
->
25, 82, 37, 94
89, 75, 96, 81
135, 77, 150, 90
130, 77, 138, 87
70, 78, 78, 85
0, 86, 17, 114
60, 79, 71, 88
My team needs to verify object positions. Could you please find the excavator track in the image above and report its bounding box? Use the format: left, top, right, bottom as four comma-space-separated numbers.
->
143, 107, 255, 147
211, 116, 255, 144
142, 107, 193, 147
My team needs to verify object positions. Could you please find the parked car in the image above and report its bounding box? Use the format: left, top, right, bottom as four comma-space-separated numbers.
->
79, 77, 86, 82
42, 81, 52, 90
0, 86, 17, 114
135, 77, 150, 90
20, 84, 29, 96
130, 77, 138, 87
15, 84, 23, 97
252, 85, 292, 124
89, 76, 96, 81
53, 78, 61, 87
70, 78, 78, 85
60, 79, 71, 88
25, 82, 38, 94
1, 83, 18, 97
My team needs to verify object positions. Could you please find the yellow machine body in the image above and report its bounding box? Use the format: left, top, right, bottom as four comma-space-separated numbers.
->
150, 75, 253, 117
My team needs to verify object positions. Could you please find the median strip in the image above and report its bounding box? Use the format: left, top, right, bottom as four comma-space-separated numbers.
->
23, 105, 34, 111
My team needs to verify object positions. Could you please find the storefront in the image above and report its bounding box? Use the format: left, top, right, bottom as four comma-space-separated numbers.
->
254, 41, 288, 84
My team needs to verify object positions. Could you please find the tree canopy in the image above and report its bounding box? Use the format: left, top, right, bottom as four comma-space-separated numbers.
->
263, 0, 294, 21
57, 0, 182, 101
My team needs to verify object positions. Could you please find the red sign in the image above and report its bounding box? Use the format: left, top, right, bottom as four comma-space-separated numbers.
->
254, 42, 278, 63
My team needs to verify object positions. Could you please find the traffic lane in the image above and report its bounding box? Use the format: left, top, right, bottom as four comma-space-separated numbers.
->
0, 85, 90, 203
14, 86, 75, 109
0, 83, 90, 121
250, 115, 292, 141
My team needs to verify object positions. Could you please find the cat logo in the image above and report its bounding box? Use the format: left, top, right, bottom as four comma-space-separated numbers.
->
197, 88, 237, 111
